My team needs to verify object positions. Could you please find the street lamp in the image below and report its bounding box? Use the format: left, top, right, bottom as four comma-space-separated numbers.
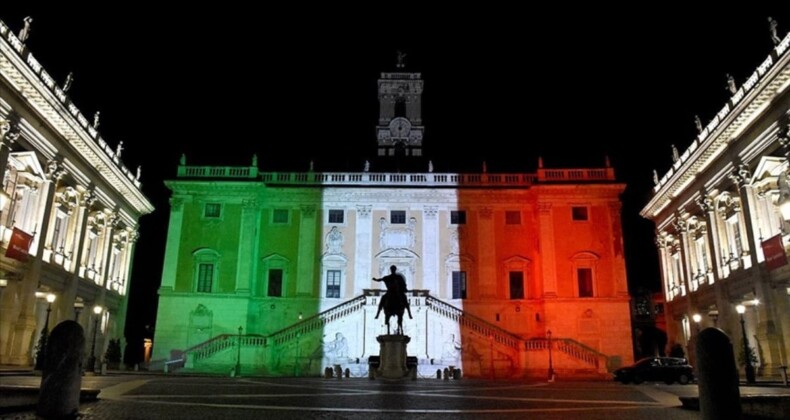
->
294, 312, 303, 377
692, 313, 702, 333
73, 301, 84, 321
736, 304, 756, 384
488, 334, 494, 380
235, 326, 242, 377
547, 329, 555, 381
34, 293, 56, 370
88, 305, 103, 373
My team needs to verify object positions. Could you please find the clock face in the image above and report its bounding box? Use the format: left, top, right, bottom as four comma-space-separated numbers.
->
389, 117, 411, 139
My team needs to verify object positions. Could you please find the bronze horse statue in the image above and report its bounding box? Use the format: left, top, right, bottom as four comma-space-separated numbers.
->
373, 265, 413, 335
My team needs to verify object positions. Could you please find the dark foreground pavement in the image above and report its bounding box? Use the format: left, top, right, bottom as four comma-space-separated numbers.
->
1, 374, 789, 419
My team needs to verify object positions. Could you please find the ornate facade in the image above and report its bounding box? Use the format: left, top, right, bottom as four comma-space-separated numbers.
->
642, 32, 790, 377
0, 20, 154, 365
153, 69, 633, 378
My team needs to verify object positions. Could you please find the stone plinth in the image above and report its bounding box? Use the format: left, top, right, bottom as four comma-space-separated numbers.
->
376, 335, 410, 379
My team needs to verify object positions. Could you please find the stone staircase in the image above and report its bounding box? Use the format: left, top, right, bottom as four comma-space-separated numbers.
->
168, 293, 611, 378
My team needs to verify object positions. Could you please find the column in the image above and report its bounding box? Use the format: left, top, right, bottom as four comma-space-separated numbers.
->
235, 199, 259, 294
697, 194, 723, 283
97, 212, 118, 288
0, 114, 19, 188
421, 206, 438, 294
355, 205, 373, 295
296, 205, 316, 296
159, 197, 185, 291
537, 202, 557, 297
7, 158, 63, 364
477, 207, 495, 298
608, 202, 628, 295
58, 189, 93, 318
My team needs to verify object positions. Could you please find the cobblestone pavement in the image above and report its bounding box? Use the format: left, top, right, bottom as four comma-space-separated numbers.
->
1, 376, 712, 419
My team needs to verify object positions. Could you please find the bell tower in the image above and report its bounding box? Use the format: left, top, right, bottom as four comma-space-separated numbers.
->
376, 53, 424, 157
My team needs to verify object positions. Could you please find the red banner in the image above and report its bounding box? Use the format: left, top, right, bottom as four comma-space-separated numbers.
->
5, 227, 34, 261
761, 234, 788, 272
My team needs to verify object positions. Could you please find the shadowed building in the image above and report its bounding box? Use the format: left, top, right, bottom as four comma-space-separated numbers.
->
0, 20, 154, 366
642, 32, 790, 379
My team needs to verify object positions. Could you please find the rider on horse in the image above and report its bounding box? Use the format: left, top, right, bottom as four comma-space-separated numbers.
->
372, 265, 413, 320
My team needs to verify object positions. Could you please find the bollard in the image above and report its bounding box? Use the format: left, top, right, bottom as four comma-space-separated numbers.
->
436, 369, 442, 379
344, 368, 350, 378
37, 321, 85, 419
696, 328, 741, 420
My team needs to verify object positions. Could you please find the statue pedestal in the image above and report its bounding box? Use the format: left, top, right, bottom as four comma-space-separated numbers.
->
376, 335, 410, 379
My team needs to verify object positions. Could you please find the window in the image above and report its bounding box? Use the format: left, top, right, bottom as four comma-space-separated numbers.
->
391, 210, 406, 224
505, 211, 521, 225
326, 270, 341, 298
268, 269, 283, 297
452, 271, 467, 299
450, 211, 466, 225
51, 212, 68, 252
509, 271, 524, 299
394, 98, 406, 118
86, 234, 98, 267
572, 206, 588, 221
273, 209, 289, 224
204, 203, 221, 218
578, 268, 593, 297
328, 209, 344, 224
197, 263, 214, 293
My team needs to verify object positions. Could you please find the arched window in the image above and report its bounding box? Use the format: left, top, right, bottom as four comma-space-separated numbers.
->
571, 251, 600, 298
394, 97, 406, 118
192, 248, 220, 293
503, 256, 531, 300
260, 254, 290, 297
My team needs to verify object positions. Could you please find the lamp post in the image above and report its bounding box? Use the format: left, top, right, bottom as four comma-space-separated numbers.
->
34, 293, 56, 370
692, 313, 702, 334
235, 326, 242, 377
736, 304, 756, 384
0, 278, 7, 303
294, 312, 303, 377
73, 301, 84, 321
88, 305, 103, 373
547, 329, 555, 381
488, 334, 494, 380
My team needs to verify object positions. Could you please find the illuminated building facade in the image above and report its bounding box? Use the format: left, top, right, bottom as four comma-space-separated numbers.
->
153, 69, 633, 378
642, 32, 790, 377
0, 20, 154, 365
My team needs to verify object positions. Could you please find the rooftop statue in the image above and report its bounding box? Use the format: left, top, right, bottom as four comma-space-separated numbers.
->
18, 17, 32, 43
769, 17, 781, 45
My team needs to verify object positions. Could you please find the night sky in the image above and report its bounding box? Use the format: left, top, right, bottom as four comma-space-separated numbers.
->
2, 6, 789, 351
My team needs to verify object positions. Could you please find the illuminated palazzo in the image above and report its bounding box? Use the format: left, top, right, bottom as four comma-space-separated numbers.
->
153, 69, 633, 378
0, 21, 154, 365
642, 33, 790, 377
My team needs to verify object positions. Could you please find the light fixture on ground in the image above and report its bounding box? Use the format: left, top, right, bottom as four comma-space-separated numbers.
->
88, 305, 103, 373
0, 278, 7, 302
736, 304, 756, 383
73, 301, 84, 320
547, 329, 555, 381
34, 293, 56, 370
235, 326, 242, 377
294, 312, 303, 377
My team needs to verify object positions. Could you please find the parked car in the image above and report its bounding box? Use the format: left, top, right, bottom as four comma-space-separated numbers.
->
613, 357, 694, 385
